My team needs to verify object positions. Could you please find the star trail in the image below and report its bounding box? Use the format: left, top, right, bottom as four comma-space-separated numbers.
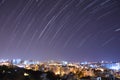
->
0, 0, 120, 62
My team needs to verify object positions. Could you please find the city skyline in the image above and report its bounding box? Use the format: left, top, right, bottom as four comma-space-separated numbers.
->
0, 0, 120, 62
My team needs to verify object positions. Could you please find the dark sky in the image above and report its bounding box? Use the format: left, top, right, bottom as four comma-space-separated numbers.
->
0, 0, 120, 62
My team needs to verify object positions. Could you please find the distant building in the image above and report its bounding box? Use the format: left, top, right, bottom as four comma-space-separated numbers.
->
102, 62, 120, 70
12, 59, 22, 64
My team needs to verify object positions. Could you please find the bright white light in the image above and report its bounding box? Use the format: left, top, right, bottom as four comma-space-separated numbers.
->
24, 73, 29, 76
110, 66, 120, 70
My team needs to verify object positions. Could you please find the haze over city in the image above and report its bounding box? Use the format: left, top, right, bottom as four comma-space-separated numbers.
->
0, 0, 120, 62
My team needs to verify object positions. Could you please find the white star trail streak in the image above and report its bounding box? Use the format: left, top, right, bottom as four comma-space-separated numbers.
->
0, 0, 120, 61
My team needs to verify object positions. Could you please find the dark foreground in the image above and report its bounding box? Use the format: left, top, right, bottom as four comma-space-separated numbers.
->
0, 65, 120, 80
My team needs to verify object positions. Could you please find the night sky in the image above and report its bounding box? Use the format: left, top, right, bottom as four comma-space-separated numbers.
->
0, 0, 120, 62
